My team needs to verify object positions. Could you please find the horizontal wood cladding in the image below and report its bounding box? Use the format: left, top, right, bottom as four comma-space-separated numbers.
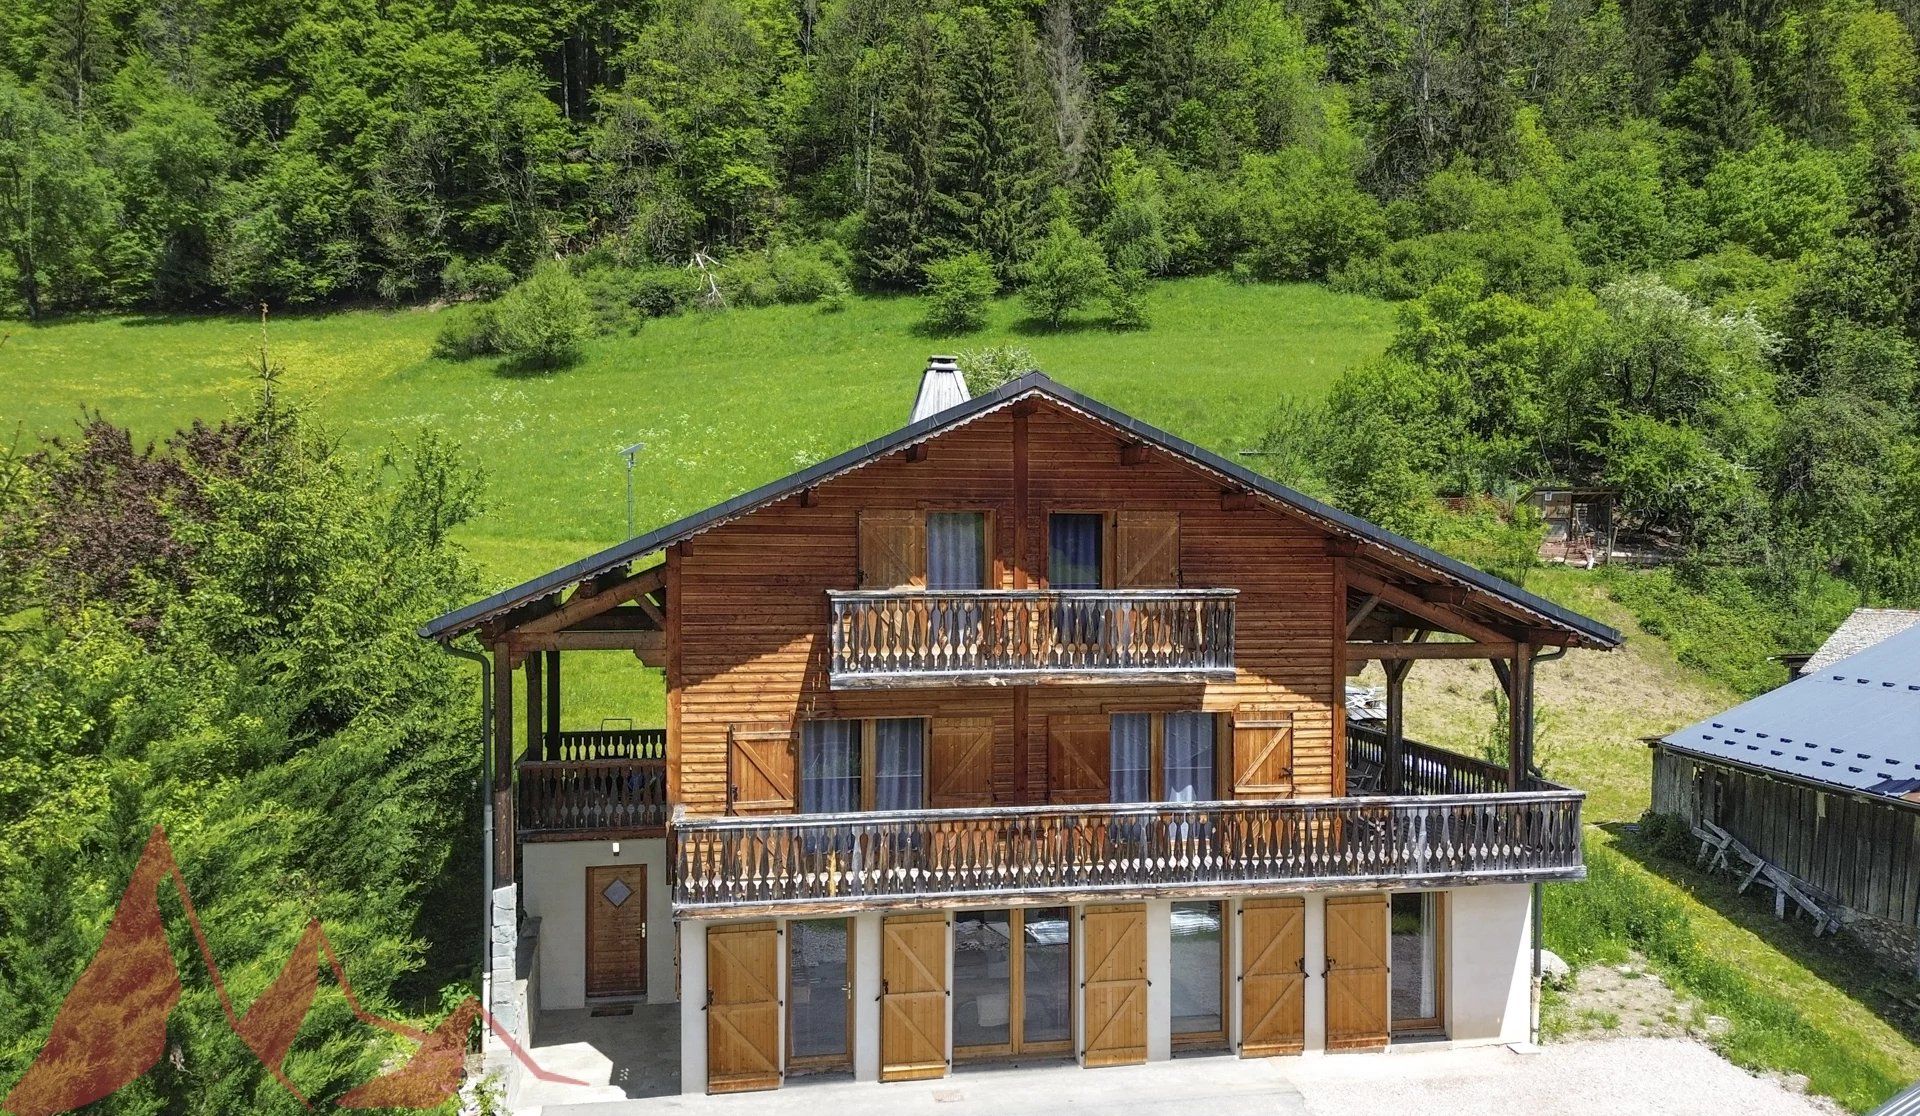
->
672, 404, 1337, 815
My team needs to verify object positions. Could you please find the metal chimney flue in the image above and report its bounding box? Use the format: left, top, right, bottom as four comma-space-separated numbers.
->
910, 354, 970, 423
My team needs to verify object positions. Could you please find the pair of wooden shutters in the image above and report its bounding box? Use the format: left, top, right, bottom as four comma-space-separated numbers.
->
727, 718, 991, 814
1044, 709, 1295, 803
1237, 895, 1387, 1057
857, 510, 1180, 589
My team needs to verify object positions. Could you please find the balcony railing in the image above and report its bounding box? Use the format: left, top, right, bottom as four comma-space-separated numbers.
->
546, 727, 666, 762
671, 790, 1585, 916
520, 759, 668, 839
1346, 723, 1519, 796
826, 588, 1237, 688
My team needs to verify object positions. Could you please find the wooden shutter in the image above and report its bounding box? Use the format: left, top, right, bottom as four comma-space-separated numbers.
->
1047, 714, 1112, 804
928, 715, 994, 808
707, 921, 781, 1093
586, 865, 648, 999
1231, 707, 1294, 798
881, 914, 948, 1082
1324, 895, 1390, 1051
1081, 904, 1147, 1067
1114, 511, 1180, 588
727, 723, 796, 815
859, 509, 925, 589
1239, 897, 1304, 1057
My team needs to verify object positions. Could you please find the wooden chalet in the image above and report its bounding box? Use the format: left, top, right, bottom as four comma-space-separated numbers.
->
424, 360, 1621, 1094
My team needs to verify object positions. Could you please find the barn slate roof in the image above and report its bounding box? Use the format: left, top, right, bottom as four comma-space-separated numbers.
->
1801, 608, 1920, 675
421, 372, 1624, 647
1665, 625, 1920, 797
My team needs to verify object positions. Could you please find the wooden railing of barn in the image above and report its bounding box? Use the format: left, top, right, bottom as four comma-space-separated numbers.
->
671, 789, 1584, 915
826, 588, 1237, 687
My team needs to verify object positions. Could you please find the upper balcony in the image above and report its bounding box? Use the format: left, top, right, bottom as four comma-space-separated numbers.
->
826, 588, 1238, 689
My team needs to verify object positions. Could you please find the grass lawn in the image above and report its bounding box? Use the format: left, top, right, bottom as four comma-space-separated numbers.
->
2, 277, 1394, 725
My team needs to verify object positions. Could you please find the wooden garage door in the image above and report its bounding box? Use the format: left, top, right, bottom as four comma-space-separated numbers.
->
707, 922, 781, 1093
586, 865, 647, 999
1082, 904, 1147, 1067
1325, 895, 1389, 1051
881, 914, 948, 1082
1239, 897, 1304, 1057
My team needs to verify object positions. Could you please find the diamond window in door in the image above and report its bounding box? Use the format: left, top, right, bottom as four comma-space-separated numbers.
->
602, 878, 633, 908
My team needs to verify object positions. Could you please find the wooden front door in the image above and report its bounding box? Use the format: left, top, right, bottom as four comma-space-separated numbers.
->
881, 914, 948, 1082
1325, 895, 1390, 1051
1081, 904, 1147, 1067
585, 865, 646, 999
707, 921, 781, 1093
1239, 897, 1305, 1057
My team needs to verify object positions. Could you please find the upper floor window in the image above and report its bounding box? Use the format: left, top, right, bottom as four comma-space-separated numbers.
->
1048, 513, 1105, 589
859, 509, 990, 590
800, 718, 926, 812
1109, 711, 1218, 803
927, 512, 988, 590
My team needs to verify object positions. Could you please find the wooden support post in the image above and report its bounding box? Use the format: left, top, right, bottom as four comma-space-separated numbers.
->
1383, 659, 1411, 795
1507, 642, 1534, 790
545, 648, 561, 752
525, 651, 544, 766
491, 641, 517, 885
1010, 406, 1032, 801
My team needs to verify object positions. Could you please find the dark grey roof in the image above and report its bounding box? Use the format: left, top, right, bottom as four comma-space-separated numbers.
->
422, 373, 1624, 646
1801, 607, 1920, 675
1872, 1078, 1920, 1116
1665, 626, 1920, 796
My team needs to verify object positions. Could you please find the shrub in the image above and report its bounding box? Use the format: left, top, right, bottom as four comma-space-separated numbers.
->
1106, 263, 1151, 330
491, 261, 594, 368
922, 252, 998, 334
432, 302, 499, 359
1021, 216, 1109, 327
955, 345, 1040, 394
580, 264, 704, 331
718, 241, 851, 308
440, 257, 515, 300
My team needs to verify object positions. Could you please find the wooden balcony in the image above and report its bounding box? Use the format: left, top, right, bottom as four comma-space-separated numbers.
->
1345, 722, 1515, 796
671, 789, 1585, 917
826, 588, 1237, 688
519, 730, 668, 840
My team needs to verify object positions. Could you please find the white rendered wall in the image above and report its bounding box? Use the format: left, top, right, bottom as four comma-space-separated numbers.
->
1302, 893, 1327, 1053
519, 838, 674, 1010
1145, 900, 1172, 1062
1443, 884, 1532, 1045
851, 912, 883, 1081
679, 920, 707, 1094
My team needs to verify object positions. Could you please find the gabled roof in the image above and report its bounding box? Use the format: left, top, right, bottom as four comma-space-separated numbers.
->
1665, 625, 1920, 797
1801, 608, 1920, 675
422, 373, 1623, 647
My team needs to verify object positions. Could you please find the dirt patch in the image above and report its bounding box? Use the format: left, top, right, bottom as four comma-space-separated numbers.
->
1551, 953, 1709, 1040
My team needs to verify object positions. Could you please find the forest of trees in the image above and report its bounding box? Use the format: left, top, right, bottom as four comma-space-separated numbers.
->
4, 0, 1919, 636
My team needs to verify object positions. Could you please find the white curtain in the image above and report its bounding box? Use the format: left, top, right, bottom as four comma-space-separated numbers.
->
801, 721, 860, 813
1163, 712, 1215, 802
873, 718, 925, 810
927, 512, 986, 590
1110, 714, 1151, 802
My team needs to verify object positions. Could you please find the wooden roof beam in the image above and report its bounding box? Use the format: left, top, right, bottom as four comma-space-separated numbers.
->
1348, 640, 1520, 661
514, 566, 665, 636
1345, 569, 1513, 646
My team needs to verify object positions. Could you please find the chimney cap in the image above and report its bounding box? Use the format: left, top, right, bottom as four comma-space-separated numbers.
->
910, 354, 971, 423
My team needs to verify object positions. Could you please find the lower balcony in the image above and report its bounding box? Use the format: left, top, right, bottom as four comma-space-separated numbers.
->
519, 729, 668, 840
670, 786, 1584, 917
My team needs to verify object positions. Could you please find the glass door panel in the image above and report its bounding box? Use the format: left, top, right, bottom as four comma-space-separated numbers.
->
1170, 901, 1225, 1043
1390, 893, 1442, 1032
954, 910, 1014, 1052
1021, 907, 1072, 1048
788, 919, 850, 1070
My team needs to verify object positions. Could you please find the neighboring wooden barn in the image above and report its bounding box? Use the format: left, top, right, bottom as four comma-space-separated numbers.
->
1652, 624, 1920, 971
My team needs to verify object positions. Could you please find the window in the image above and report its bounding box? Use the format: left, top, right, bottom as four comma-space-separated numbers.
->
1170, 901, 1225, 1045
927, 512, 988, 590
1108, 713, 1220, 803
1390, 892, 1444, 1032
801, 718, 926, 812
1048, 513, 1105, 589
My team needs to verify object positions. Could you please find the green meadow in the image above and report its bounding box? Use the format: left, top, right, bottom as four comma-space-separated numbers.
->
3, 278, 1394, 725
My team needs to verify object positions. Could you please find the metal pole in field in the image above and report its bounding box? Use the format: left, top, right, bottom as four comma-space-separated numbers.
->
620, 442, 646, 538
